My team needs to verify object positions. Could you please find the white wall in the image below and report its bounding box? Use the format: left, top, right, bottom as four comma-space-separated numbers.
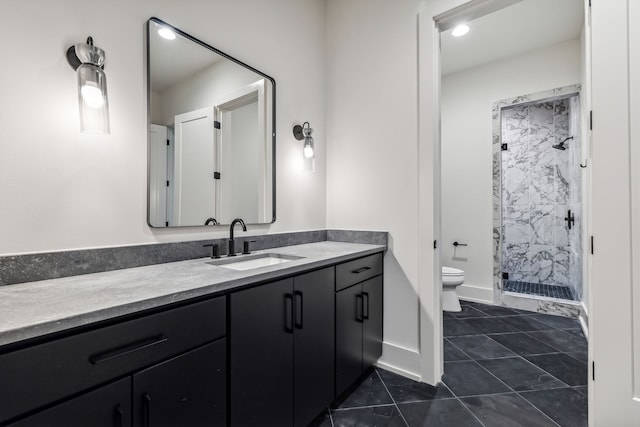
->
326, 0, 423, 379
0, 0, 326, 255
157, 59, 260, 127
441, 39, 581, 303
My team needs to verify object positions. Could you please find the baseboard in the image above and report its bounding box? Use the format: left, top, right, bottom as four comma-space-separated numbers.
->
457, 284, 494, 304
376, 341, 421, 382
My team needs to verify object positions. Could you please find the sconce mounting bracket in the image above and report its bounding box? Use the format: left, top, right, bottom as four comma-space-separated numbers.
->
293, 124, 304, 141
66, 36, 105, 71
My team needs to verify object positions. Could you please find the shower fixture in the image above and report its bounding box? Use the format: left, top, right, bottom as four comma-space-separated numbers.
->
552, 136, 574, 150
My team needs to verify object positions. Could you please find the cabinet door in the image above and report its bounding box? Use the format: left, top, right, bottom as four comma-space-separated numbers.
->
362, 276, 383, 369
133, 339, 226, 427
335, 283, 364, 398
230, 279, 294, 427
293, 267, 335, 427
8, 377, 131, 427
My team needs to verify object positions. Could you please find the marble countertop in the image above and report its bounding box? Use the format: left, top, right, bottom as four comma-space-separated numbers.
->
0, 241, 385, 347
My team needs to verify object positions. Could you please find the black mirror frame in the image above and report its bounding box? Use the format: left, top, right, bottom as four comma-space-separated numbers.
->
146, 17, 276, 227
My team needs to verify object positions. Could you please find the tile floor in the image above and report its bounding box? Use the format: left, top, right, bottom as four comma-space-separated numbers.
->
503, 280, 578, 301
318, 301, 587, 427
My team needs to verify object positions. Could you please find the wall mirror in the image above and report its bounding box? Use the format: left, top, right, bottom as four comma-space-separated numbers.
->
147, 17, 275, 228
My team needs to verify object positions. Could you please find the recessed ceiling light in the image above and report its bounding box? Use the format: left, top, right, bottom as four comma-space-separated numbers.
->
158, 27, 176, 40
452, 24, 470, 37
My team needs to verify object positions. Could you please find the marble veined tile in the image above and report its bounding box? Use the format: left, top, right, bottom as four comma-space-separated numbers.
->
531, 205, 555, 246
503, 243, 529, 279
529, 102, 554, 146
554, 99, 570, 142
554, 247, 570, 287
530, 174, 555, 206
502, 105, 529, 145
502, 140, 529, 169
555, 163, 571, 205
554, 205, 571, 247
529, 245, 555, 284
504, 218, 530, 245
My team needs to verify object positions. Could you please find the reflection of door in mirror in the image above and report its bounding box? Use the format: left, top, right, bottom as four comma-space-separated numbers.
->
149, 124, 168, 227
173, 106, 216, 226
217, 80, 266, 224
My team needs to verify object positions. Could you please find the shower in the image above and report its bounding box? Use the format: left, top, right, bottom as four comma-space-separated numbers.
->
497, 91, 583, 303
552, 136, 574, 151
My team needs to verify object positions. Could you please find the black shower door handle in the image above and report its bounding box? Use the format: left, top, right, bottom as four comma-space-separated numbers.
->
564, 210, 575, 230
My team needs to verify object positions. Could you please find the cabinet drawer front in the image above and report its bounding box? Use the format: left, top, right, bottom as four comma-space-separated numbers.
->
7, 377, 132, 427
0, 296, 225, 424
336, 253, 383, 291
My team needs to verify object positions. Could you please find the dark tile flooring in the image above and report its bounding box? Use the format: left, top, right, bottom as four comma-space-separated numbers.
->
504, 280, 578, 301
318, 301, 587, 427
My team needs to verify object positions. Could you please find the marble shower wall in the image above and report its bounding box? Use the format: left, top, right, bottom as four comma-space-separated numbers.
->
500, 95, 582, 294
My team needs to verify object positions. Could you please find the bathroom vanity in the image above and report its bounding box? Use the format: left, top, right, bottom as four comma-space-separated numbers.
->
0, 242, 384, 427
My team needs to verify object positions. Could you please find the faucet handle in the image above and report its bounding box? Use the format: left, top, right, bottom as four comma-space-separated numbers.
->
243, 240, 256, 255
203, 243, 220, 259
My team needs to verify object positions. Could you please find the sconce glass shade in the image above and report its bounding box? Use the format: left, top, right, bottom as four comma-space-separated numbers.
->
77, 63, 110, 133
68, 39, 110, 134
303, 127, 314, 159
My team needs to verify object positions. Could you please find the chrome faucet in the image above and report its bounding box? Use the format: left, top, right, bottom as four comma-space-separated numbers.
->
228, 218, 247, 256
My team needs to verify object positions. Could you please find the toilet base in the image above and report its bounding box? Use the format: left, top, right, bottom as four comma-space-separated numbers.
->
442, 286, 462, 312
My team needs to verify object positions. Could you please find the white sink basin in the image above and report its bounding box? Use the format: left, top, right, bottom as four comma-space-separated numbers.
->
206, 253, 304, 271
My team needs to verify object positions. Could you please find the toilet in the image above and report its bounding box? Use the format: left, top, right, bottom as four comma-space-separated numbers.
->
442, 266, 464, 312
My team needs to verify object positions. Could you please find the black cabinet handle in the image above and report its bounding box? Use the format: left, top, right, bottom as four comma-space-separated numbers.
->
284, 294, 294, 333
356, 294, 364, 323
294, 290, 303, 329
362, 292, 370, 320
114, 405, 124, 427
89, 334, 168, 364
143, 393, 152, 427
352, 266, 371, 274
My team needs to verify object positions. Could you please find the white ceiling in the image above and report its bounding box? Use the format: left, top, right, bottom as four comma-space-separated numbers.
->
441, 0, 584, 76
149, 21, 224, 93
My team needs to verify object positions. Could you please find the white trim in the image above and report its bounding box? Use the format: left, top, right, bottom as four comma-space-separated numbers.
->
377, 341, 421, 382
418, 0, 530, 386
457, 284, 494, 304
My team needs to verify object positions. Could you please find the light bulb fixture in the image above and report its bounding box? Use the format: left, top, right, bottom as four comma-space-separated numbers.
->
158, 27, 176, 40
66, 36, 110, 134
293, 122, 314, 159
452, 24, 470, 37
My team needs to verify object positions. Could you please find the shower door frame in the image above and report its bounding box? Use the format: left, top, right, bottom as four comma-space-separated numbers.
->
492, 83, 584, 315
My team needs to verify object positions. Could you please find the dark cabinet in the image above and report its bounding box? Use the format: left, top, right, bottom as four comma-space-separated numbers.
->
8, 378, 132, 427
230, 278, 294, 427
1, 251, 384, 427
335, 255, 383, 398
133, 339, 226, 427
0, 297, 226, 426
293, 269, 336, 427
362, 276, 383, 368
230, 267, 335, 427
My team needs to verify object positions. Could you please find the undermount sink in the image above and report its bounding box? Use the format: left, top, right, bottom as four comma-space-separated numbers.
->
206, 253, 304, 271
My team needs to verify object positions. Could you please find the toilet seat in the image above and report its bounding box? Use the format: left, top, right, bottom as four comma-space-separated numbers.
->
442, 266, 464, 277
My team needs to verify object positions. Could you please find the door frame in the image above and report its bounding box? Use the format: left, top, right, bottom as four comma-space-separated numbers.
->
417, 0, 526, 387
590, 0, 640, 424
214, 79, 267, 223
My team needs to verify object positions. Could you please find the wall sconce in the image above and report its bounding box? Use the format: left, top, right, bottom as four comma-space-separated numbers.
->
66, 37, 110, 134
293, 122, 314, 159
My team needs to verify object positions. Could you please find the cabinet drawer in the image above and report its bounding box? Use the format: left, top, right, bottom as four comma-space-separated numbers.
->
0, 296, 225, 424
336, 253, 383, 291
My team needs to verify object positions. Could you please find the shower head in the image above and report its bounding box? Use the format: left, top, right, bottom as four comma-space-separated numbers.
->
552, 136, 574, 150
